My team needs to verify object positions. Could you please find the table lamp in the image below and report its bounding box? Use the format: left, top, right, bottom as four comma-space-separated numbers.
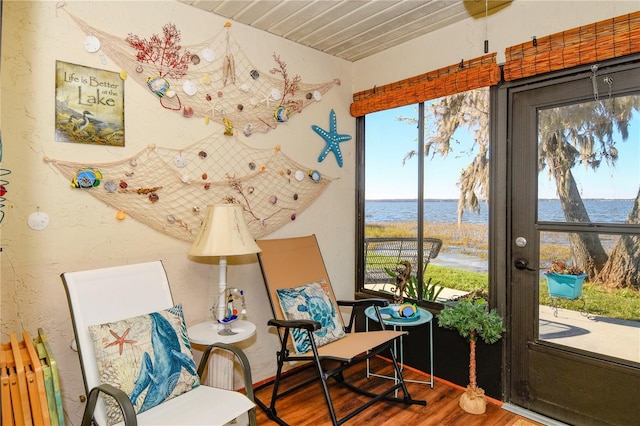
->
188, 203, 261, 335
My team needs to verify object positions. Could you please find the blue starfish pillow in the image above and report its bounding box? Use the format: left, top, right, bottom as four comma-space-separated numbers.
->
276, 281, 346, 354
88, 304, 199, 425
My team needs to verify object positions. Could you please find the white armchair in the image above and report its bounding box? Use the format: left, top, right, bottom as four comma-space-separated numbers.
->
62, 261, 256, 426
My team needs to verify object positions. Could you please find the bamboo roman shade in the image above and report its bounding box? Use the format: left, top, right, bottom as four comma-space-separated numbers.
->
504, 11, 640, 81
350, 53, 500, 117
351, 11, 639, 117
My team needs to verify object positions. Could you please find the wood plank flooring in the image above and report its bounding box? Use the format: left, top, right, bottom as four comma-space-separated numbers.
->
254, 357, 540, 425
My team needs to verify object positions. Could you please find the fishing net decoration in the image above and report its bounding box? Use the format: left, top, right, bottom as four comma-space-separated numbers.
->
44, 133, 333, 241
47, 6, 339, 240
61, 7, 340, 134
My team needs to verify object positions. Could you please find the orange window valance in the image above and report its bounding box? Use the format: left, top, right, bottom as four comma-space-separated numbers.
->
504, 11, 640, 81
350, 53, 500, 117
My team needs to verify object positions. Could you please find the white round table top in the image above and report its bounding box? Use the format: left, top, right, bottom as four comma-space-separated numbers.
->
187, 319, 256, 345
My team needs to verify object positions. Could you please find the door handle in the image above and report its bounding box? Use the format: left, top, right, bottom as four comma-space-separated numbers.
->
514, 259, 537, 271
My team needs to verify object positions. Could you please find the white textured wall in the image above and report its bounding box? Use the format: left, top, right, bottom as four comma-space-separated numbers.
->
2, 0, 637, 424
0, 1, 353, 423
353, 0, 640, 92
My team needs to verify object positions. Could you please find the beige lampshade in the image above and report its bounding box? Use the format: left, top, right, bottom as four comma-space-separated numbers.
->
188, 204, 261, 257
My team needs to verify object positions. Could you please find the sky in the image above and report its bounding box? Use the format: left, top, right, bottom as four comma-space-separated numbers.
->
365, 102, 639, 201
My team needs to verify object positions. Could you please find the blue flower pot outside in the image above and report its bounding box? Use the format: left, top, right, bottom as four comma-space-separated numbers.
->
545, 272, 587, 299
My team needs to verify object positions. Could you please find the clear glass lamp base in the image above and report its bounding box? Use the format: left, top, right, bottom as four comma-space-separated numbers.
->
218, 320, 238, 335
212, 287, 245, 336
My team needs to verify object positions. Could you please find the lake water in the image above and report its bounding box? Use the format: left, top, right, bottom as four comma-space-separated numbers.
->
365, 199, 635, 224
366, 198, 634, 273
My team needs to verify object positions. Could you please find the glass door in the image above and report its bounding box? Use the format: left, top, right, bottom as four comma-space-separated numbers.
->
508, 62, 640, 425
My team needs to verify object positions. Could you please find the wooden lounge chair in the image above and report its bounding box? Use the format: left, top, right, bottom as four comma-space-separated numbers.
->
255, 235, 426, 425
61, 260, 256, 426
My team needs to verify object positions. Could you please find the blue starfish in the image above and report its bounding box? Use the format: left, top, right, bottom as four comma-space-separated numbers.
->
312, 109, 351, 168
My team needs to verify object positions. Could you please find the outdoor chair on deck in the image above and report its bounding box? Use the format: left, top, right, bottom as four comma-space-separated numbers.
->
255, 235, 426, 425
364, 237, 442, 285
61, 261, 256, 426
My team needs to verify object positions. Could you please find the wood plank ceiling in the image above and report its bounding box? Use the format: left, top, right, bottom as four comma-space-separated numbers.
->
180, 1, 512, 62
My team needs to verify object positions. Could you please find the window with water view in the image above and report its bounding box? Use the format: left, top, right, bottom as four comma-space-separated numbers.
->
362, 88, 490, 305
360, 87, 640, 364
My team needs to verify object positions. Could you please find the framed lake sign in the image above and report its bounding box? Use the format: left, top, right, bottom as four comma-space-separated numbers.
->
55, 61, 125, 146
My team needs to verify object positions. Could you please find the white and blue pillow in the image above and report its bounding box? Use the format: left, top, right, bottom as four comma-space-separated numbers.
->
88, 304, 199, 425
276, 281, 345, 354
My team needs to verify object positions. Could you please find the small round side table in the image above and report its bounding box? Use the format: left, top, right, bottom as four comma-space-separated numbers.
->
188, 319, 256, 345
188, 320, 256, 389
364, 305, 434, 389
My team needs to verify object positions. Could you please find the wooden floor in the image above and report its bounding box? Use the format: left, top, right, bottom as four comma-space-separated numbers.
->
254, 357, 540, 426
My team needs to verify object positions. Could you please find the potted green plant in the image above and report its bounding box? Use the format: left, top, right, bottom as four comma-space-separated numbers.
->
437, 294, 505, 414
544, 260, 587, 299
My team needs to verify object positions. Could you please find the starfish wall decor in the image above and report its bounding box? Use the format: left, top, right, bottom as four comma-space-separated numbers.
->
311, 109, 352, 168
